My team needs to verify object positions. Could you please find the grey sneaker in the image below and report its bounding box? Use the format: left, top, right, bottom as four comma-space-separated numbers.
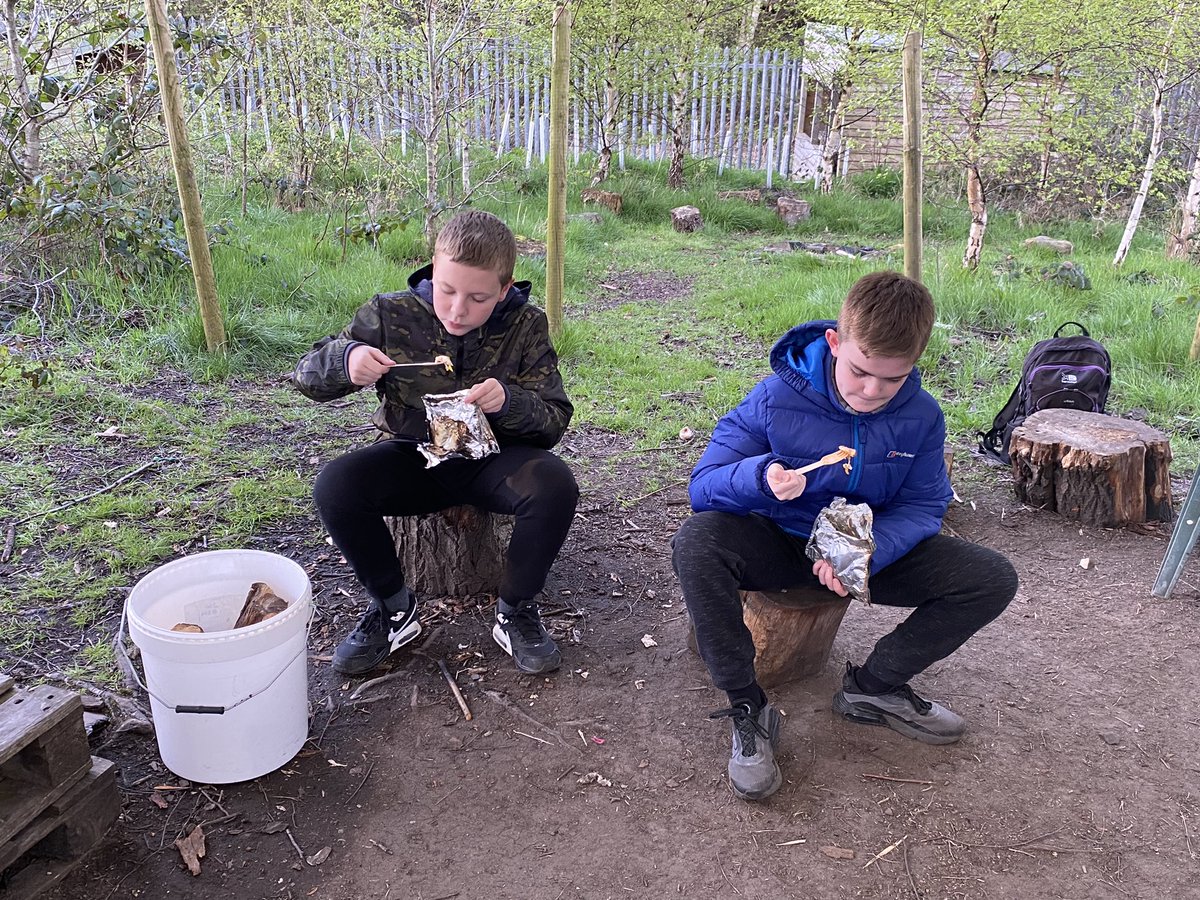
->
492, 600, 562, 674
708, 702, 783, 801
833, 663, 965, 745
332, 590, 421, 676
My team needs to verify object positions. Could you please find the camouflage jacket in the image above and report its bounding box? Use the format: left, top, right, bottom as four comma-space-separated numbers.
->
291, 264, 573, 448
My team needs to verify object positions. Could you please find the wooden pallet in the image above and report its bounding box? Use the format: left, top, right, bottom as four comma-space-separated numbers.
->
0, 682, 92, 851
0, 758, 120, 900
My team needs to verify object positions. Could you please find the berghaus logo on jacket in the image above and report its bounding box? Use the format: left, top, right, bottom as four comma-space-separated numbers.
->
887, 450, 916, 459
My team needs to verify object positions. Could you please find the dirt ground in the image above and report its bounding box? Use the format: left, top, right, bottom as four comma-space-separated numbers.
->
13, 396, 1191, 900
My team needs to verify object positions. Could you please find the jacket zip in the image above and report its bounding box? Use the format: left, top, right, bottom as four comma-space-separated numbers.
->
847, 416, 863, 493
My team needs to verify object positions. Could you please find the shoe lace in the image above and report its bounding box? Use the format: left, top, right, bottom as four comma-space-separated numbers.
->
708, 705, 769, 756
353, 604, 384, 635
890, 684, 933, 714
505, 606, 547, 643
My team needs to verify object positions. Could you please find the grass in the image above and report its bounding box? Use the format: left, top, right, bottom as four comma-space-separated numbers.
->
3, 155, 1198, 684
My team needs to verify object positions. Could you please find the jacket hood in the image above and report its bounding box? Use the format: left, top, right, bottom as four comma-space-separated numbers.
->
407, 263, 531, 327
768, 319, 923, 411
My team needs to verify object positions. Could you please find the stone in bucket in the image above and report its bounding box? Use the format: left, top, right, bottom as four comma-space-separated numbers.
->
171, 581, 288, 633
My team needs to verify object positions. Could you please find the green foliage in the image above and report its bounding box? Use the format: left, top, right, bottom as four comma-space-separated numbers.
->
849, 166, 902, 200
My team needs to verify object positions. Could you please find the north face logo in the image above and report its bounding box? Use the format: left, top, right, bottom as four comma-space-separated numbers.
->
887, 450, 916, 459
1061, 372, 1078, 384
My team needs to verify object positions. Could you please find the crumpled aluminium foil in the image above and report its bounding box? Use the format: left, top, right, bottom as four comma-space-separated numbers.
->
418, 390, 500, 468
804, 496, 876, 604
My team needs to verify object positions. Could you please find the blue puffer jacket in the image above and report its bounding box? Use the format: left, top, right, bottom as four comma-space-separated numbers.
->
688, 320, 953, 572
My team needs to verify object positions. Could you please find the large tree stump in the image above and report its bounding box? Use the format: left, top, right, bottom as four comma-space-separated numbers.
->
1010, 409, 1173, 526
688, 587, 852, 688
389, 506, 513, 599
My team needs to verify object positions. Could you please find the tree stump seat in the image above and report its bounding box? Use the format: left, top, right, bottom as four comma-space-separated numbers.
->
1010, 409, 1173, 526
688, 587, 852, 688
388, 506, 513, 599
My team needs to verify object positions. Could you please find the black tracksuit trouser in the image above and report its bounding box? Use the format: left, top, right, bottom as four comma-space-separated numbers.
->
672, 511, 1018, 692
313, 440, 578, 607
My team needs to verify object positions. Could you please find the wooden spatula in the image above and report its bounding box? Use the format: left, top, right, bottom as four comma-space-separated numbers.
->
796, 445, 857, 475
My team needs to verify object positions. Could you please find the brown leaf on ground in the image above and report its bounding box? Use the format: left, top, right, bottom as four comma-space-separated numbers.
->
148, 792, 169, 809
175, 825, 206, 875
820, 846, 855, 860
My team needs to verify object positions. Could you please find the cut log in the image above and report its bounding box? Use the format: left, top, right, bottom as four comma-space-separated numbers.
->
670, 205, 703, 233
389, 506, 513, 599
1010, 409, 1173, 526
687, 587, 851, 688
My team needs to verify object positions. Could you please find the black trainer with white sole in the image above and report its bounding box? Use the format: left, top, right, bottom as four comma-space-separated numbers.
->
332, 589, 421, 676
492, 599, 562, 674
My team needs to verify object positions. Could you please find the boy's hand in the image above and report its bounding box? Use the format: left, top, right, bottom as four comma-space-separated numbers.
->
766, 462, 807, 501
465, 378, 506, 413
347, 345, 395, 386
812, 559, 849, 597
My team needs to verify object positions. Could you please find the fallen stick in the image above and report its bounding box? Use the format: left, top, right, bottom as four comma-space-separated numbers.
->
6, 458, 162, 556
861, 773, 933, 786
862, 834, 907, 870
436, 658, 472, 721
479, 689, 581, 755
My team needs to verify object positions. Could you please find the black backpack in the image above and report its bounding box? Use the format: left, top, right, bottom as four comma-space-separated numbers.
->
978, 322, 1112, 464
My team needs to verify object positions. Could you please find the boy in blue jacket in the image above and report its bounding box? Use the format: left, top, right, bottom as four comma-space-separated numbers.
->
672, 271, 1017, 801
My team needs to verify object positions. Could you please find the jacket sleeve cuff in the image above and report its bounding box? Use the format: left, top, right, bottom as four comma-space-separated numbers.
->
341, 342, 364, 382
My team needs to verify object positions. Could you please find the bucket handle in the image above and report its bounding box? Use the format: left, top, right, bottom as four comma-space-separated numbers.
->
116, 602, 314, 715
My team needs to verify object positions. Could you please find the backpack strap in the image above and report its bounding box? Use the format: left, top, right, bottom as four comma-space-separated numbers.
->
1053, 321, 1090, 338
977, 380, 1023, 464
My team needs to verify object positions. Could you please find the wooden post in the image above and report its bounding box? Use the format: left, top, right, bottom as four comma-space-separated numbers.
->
144, 0, 225, 352
546, 3, 570, 337
902, 30, 923, 283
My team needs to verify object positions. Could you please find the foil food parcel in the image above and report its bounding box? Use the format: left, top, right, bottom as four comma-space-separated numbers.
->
804, 496, 875, 604
418, 390, 500, 467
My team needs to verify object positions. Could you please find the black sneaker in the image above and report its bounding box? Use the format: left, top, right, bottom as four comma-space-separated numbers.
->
708, 702, 783, 801
491, 600, 562, 674
833, 663, 966, 745
332, 590, 421, 676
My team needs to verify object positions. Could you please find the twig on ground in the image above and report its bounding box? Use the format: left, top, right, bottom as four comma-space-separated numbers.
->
861, 773, 934, 786
863, 835, 908, 870
627, 479, 688, 505
349, 670, 408, 701
479, 689, 581, 755
717, 852, 742, 895
903, 840, 920, 898
435, 658, 472, 720
346, 761, 375, 806
285, 828, 305, 862
10, 459, 161, 528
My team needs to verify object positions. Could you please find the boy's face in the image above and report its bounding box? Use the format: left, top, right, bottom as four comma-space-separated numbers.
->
431, 254, 513, 336
825, 329, 913, 414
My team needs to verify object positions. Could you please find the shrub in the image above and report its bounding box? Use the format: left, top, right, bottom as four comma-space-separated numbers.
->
850, 166, 902, 200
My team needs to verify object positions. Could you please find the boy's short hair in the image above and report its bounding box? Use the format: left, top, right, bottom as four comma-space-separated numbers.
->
838, 271, 935, 361
434, 210, 517, 285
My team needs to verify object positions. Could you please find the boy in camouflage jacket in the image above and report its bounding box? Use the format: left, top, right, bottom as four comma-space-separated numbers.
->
292, 210, 578, 676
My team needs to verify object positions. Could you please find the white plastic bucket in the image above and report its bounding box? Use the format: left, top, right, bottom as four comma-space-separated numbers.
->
125, 549, 312, 784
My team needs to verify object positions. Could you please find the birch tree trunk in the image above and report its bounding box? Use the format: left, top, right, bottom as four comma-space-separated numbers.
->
1167, 152, 1200, 260
1114, 13, 1178, 267
1113, 75, 1167, 266
818, 88, 846, 194
422, 2, 443, 250
819, 30, 860, 194
590, 29, 619, 186
961, 17, 996, 270
3, 0, 40, 181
